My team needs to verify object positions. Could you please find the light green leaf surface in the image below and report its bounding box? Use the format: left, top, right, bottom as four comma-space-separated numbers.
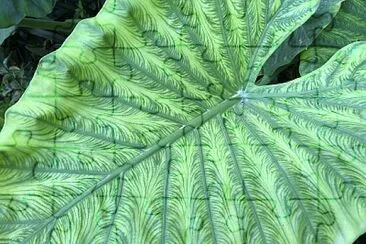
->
262, 0, 343, 78
300, 0, 366, 76
0, 0, 56, 28
0, 0, 366, 243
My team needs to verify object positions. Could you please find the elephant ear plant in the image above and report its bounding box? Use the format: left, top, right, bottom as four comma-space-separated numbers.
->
0, 0, 366, 243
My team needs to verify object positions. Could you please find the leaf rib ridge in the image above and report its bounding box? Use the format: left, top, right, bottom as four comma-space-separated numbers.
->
161, 146, 171, 244
247, 103, 366, 201
77, 79, 186, 125
247, 83, 366, 100
213, 0, 241, 83
272, 101, 366, 144
7, 111, 148, 149
17, 97, 239, 242
235, 107, 318, 237
104, 174, 125, 243
243, 0, 253, 57
130, 19, 226, 100
217, 115, 267, 244
122, 55, 198, 100
0, 219, 46, 226
194, 129, 218, 244
0, 165, 109, 176
315, 99, 366, 111
164, 0, 235, 92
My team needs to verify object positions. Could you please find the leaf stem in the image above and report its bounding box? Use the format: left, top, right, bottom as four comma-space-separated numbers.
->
17, 18, 80, 33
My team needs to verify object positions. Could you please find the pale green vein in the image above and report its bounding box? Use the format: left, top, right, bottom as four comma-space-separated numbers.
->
104, 174, 125, 244
216, 115, 267, 244
132, 20, 224, 100
247, 102, 366, 201
161, 146, 171, 244
0, 219, 46, 226
0, 165, 109, 176
78, 79, 186, 125
236, 107, 318, 237
243, 0, 253, 57
165, 0, 236, 92
194, 129, 218, 244
246, 103, 365, 229
213, 0, 242, 83
246, 83, 366, 100
19, 97, 240, 243
44, 220, 57, 244
271, 100, 366, 144
316, 99, 366, 111
8, 111, 148, 149
123, 55, 202, 102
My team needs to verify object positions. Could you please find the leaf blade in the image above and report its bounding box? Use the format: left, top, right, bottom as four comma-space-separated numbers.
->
2, 1, 366, 243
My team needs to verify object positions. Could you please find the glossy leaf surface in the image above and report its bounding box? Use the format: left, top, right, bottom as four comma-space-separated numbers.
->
0, 0, 366, 243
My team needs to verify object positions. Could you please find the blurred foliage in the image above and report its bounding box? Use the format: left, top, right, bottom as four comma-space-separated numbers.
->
0, 0, 56, 28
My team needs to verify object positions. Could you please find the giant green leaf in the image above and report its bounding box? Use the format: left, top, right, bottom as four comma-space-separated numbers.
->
1, 0, 366, 243
299, 0, 366, 76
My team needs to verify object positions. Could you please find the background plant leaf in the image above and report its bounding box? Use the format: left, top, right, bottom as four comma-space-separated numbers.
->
0, 26, 16, 46
299, 0, 366, 76
261, 0, 343, 80
0, 0, 57, 28
0, 0, 57, 46
1, 0, 366, 243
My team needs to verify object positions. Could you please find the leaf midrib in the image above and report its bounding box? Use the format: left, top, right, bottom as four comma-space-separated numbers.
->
20, 96, 240, 243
